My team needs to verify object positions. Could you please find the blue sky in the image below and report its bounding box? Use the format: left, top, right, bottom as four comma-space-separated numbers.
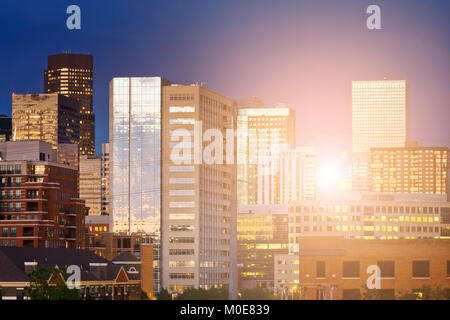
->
0, 0, 448, 157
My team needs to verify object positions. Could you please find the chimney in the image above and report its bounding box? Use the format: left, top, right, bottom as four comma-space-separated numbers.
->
24, 261, 38, 274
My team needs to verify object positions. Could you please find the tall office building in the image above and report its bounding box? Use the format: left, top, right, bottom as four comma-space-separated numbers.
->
109, 78, 237, 295
0, 115, 12, 142
12, 93, 80, 150
253, 145, 317, 204
101, 143, 110, 216
351, 80, 407, 191
161, 84, 237, 293
44, 53, 95, 155
352, 80, 407, 153
237, 106, 295, 205
371, 141, 449, 195
79, 155, 102, 216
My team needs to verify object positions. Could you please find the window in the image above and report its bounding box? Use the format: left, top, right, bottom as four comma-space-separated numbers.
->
378, 261, 395, 278
447, 261, 450, 278
169, 166, 194, 172
169, 118, 195, 125
169, 106, 195, 113
169, 201, 195, 208
10, 228, 16, 237
169, 213, 195, 220
169, 190, 195, 196
412, 261, 430, 278
2, 227, 7, 237
122, 238, 131, 249
316, 261, 326, 278
343, 261, 360, 278
169, 178, 195, 184
342, 289, 361, 300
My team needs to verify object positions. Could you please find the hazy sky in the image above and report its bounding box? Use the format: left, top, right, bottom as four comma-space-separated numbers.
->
0, 0, 448, 160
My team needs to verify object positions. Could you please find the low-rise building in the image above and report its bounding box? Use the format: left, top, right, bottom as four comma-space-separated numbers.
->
237, 205, 289, 290
0, 247, 141, 300
289, 192, 450, 250
296, 236, 450, 300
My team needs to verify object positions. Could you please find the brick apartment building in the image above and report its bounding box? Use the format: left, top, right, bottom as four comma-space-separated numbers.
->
0, 141, 87, 249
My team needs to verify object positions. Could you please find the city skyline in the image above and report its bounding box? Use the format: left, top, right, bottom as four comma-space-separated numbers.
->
0, 0, 448, 161
0, 0, 449, 304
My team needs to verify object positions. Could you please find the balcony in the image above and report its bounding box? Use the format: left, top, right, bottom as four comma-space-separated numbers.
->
65, 234, 76, 240
66, 222, 77, 228
23, 232, 35, 237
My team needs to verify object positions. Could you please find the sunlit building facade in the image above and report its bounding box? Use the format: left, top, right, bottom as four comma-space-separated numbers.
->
288, 193, 450, 250
237, 107, 295, 205
371, 141, 449, 196
237, 205, 289, 289
352, 80, 407, 153
109, 77, 165, 234
351, 80, 407, 192
44, 53, 95, 155
101, 143, 110, 216
79, 155, 102, 216
297, 236, 450, 300
161, 84, 237, 294
12, 93, 80, 150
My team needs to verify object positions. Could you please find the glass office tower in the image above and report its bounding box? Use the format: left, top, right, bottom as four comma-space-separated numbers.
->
109, 77, 162, 235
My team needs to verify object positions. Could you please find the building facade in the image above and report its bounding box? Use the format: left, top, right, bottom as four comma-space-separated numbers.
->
237, 106, 295, 205
371, 141, 449, 196
44, 53, 95, 155
351, 80, 408, 192
0, 115, 12, 142
101, 143, 110, 216
0, 160, 86, 249
288, 192, 450, 250
12, 93, 80, 150
161, 84, 237, 294
110, 78, 237, 296
237, 205, 289, 290
296, 236, 450, 300
79, 156, 102, 216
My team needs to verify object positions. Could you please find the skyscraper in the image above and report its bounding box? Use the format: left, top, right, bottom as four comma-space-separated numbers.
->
352, 80, 407, 153
161, 84, 237, 294
0, 115, 12, 142
351, 80, 407, 191
12, 93, 80, 150
109, 77, 237, 296
79, 155, 102, 216
237, 106, 295, 205
44, 53, 95, 155
109, 77, 167, 235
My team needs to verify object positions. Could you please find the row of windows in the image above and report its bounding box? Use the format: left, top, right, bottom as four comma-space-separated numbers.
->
293, 205, 444, 214
306, 260, 449, 279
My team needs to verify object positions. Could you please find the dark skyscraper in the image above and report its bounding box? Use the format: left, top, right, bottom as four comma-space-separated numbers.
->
0, 115, 12, 142
44, 53, 95, 155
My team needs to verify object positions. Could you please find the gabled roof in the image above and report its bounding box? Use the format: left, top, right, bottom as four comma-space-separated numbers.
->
0, 250, 29, 282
